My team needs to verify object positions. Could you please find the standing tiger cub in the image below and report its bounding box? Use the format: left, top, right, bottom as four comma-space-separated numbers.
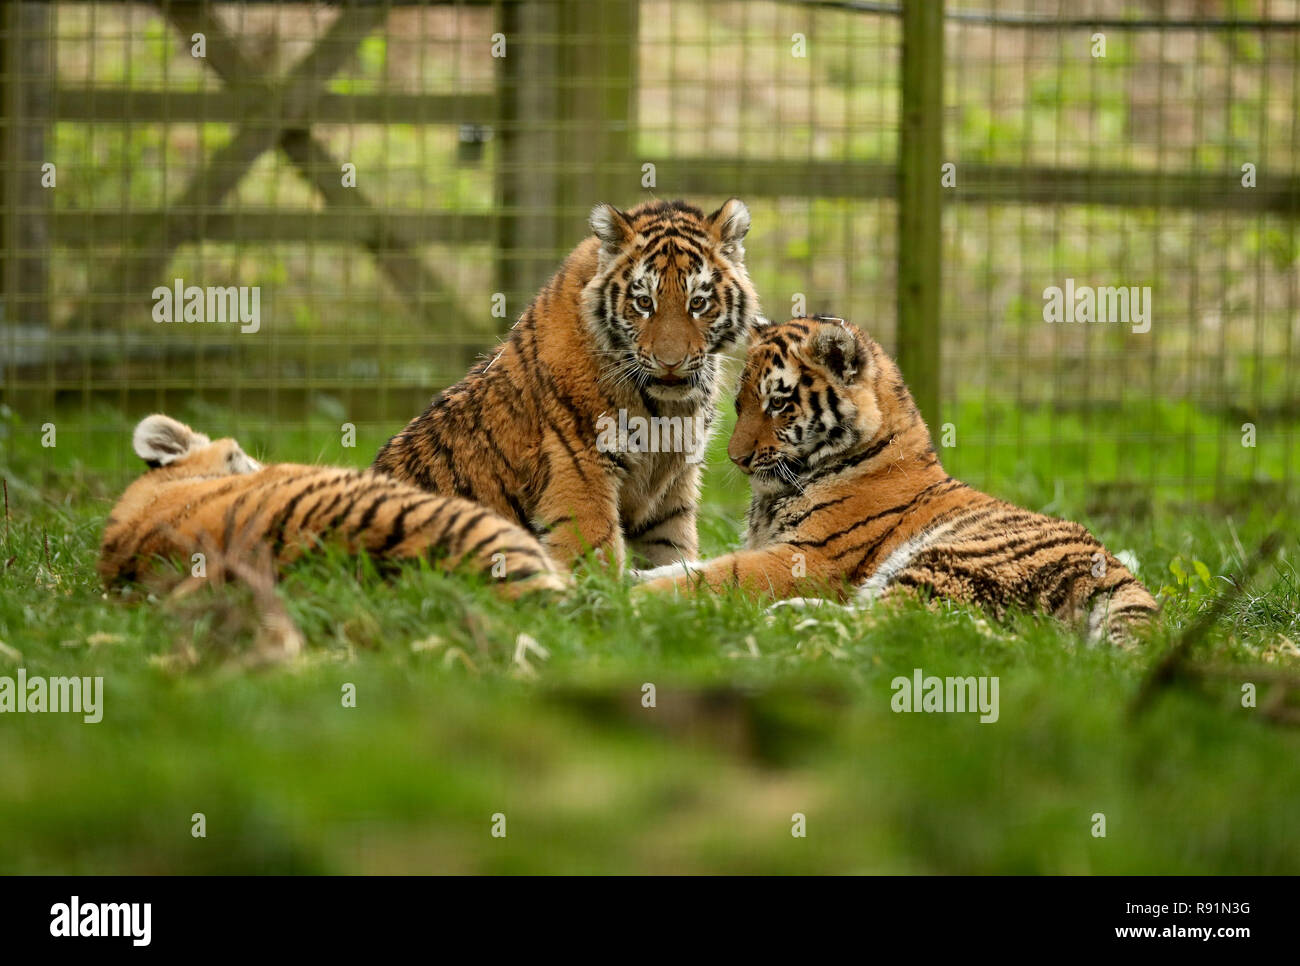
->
100, 414, 566, 596
373, 199, 762, 572
637, 318, 1159, 644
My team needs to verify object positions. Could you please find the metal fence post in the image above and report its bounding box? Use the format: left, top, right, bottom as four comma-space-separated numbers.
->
555, 0, 637, 220
493, 0, 563, 309
897, 0, 944, 432
1, 2, 51, 332
493, 0, 637, 316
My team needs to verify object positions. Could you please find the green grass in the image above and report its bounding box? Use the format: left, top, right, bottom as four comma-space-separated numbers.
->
0, 401, 1298, 874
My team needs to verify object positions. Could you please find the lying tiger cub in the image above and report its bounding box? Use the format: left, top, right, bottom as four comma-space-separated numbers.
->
636, 317, 1158, 644
99, 414, 566, 597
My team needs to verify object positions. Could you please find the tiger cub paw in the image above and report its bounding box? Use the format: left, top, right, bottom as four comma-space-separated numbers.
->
628, 560, 704, 583
768, 596, 839, 612
628, 559, 706, 597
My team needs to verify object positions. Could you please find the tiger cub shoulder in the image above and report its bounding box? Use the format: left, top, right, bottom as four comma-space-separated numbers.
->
640, 318, 1158, 644
100, 414, 565, 596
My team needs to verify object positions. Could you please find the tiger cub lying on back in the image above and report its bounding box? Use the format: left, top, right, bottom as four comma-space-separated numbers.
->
637, 318, 1158, 644
99, 414, 566, 597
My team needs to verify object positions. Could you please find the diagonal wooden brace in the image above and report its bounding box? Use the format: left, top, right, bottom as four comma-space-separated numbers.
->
72, 1, 389, 328
168, 4, 451, 323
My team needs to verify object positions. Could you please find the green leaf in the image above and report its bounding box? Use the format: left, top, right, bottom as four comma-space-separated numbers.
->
1193, 560, 1214, 589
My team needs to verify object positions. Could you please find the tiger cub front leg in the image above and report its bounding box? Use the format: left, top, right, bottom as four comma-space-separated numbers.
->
624, 461, 701, 568
634, 543, 837, 600
535, 445, 625, 572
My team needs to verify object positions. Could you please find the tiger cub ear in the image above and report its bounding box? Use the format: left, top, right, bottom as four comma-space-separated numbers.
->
808, 320, 868, 384
590, 203, 633, 255
706, 198, 751, 259
132, 413, 208, 467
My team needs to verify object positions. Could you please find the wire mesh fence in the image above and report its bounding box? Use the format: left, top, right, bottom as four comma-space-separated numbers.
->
1, 0, 1297, 514
941, 0, 1300, 515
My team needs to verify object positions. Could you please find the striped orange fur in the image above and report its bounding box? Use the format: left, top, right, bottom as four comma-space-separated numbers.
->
637, 318, 1159, 644
100, 414, 566, 596
373, 199, 763, 572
